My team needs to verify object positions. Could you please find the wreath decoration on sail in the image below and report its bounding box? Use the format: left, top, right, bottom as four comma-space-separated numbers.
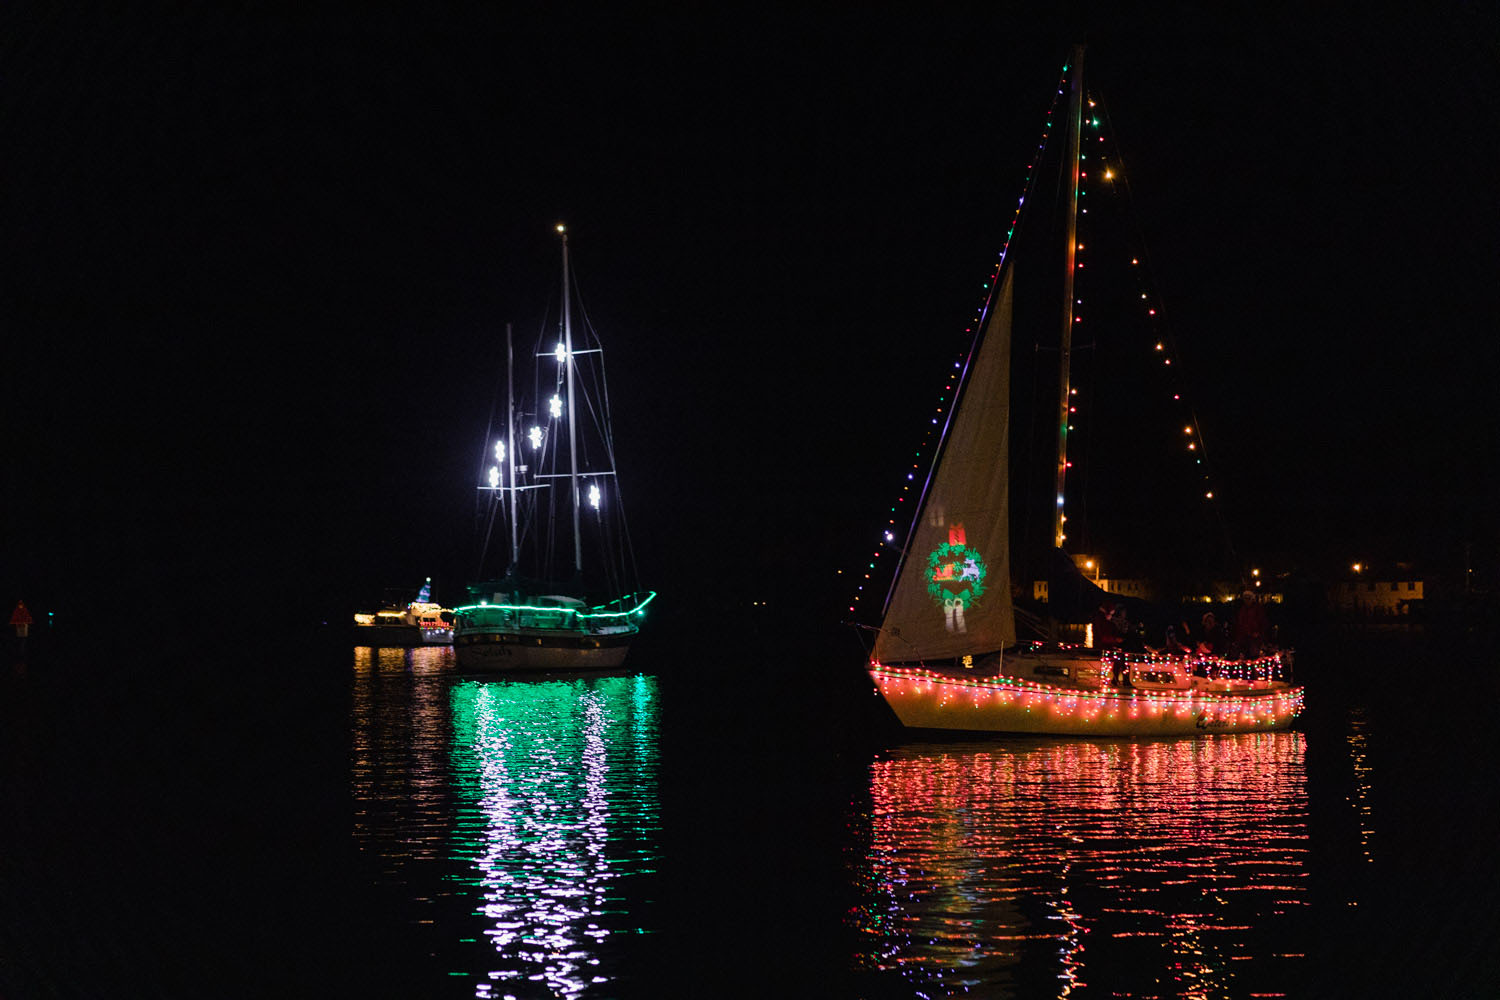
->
926, 542, 987, 607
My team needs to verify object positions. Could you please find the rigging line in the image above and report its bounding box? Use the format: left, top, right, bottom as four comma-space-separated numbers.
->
557, 261, 638, 590
1094, 92, 1239, 566
592, 346, 642, 588
474, 337, 509, 575
876, 61, 1071, 621
593, 339, 619, 465
1094, 92, 1209, 447
478, 493, 500, 580
476, 348, 504, 495
564, 261, 625, 488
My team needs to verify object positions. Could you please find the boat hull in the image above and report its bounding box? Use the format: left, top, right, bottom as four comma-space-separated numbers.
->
869, 662, 1304, 737
453, 627, 633, 672
352, 625, 453, 647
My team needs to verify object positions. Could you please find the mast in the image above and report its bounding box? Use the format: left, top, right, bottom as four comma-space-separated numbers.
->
1053, 44, 1084, 550
559, 224, 583, 575
505, 322, 519, 574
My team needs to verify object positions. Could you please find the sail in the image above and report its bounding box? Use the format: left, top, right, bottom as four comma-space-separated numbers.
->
875, 268, 1016, 663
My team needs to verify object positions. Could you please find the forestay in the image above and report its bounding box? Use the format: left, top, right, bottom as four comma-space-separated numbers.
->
875, 268, 1017, 663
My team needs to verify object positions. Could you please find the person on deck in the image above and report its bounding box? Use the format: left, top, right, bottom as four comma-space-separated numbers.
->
1094, 603, 1123, 651
1117, 607, 1145, 653
1197, 611, 1226, 656
1233, 590, 1271, 659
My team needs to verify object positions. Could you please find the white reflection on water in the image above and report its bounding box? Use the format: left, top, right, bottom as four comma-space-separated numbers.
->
449, 674, 660, 999
350, 655, 659, 998
849, 733, 1309, 999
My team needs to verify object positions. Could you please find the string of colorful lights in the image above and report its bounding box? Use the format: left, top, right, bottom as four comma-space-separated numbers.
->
869, 662, 1304, 732
847, 64, 1071, 618
1086, 95, 1221, 508
1101, 648, 1290, 683
850, 58, 1230, 618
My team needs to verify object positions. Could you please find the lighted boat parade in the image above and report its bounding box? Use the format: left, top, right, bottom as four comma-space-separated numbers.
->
860, 47, 1306, 736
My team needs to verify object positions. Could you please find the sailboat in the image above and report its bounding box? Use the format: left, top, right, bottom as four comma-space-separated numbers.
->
865, 48, 1304, 736
452, 225, 654, 672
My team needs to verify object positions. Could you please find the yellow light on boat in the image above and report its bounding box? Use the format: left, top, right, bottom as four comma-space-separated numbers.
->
556, 223, 566, 233
1184, 426, 1193, 434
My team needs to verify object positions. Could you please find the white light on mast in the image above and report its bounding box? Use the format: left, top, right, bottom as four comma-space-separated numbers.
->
554, 344, 568, 363
494, 441, 505, 462
529, 426, 543, 449
588, 484, 600, 508
487, 466, 500, 489
549, 395, 563, 418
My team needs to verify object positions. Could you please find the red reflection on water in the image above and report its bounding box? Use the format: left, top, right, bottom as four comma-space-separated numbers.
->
850, 734, 1308, 999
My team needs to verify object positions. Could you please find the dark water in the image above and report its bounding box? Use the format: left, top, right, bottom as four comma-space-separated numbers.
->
2, 627, 1497, 998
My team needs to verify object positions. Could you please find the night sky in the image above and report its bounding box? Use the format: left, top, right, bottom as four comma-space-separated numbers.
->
4, 6, 1497, 633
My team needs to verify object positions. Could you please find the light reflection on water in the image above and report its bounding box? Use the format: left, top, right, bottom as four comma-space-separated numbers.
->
449, 672, 660, 998
849, 734, 1309, 999
350, 648, 660, 999
1345, 708, 1375, 864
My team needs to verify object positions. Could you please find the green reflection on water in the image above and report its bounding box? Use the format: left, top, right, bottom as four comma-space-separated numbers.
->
447, 673, 660, 999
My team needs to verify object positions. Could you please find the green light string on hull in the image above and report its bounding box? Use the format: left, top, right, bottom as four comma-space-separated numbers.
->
455, 590, 656, 621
